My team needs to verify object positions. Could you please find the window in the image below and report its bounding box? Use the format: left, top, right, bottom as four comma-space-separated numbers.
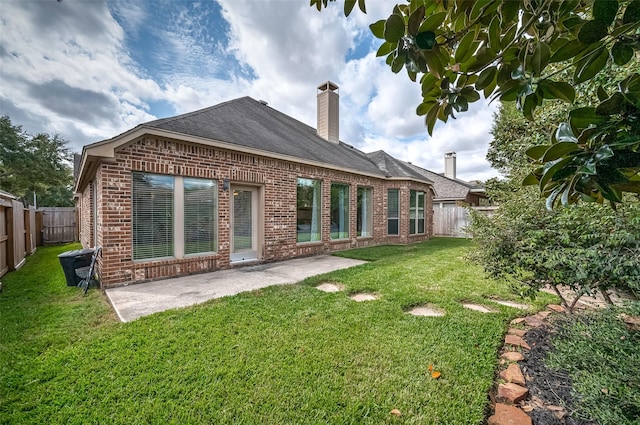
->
330, 183, 349, 239
132, 172, 218, 260
184, 178, 217, 255
357, 187, 373, 237
410, 190, 425, 234
387, 188, 399, 235
297, 178, 322, 243
132, 173, 174, 260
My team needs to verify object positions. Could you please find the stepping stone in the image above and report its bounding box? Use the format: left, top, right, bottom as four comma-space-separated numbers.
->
407, 305, 445, 317
350, 293, 378, 302
493, 299, 531, 309
523, 316, 545, 328
500, 363, 526, 386
488, 403, 532, 425
501, 351, 525, 362
547, 304, 566, 313
505, 334, 531, 350
498, 382, 529, 403
511, 317, 526, 325
508, 328, 526, 337
316, 282, 343, 293
462, 303, 494, 313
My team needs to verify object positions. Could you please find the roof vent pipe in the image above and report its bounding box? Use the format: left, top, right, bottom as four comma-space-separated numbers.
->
317, 81, 339, 143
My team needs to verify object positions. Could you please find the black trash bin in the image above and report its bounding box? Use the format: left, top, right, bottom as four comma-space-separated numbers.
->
58, 248, 94, 286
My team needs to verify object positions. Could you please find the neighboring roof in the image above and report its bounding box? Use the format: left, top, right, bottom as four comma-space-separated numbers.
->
366, 151, 433, 183
76, 97, 434, 192
403, 161, 485, 200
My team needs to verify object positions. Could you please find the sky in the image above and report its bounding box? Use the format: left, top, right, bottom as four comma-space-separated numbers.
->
0, 0, 499, 181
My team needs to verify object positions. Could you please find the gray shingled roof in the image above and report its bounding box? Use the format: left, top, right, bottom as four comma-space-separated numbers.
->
366, 151, 433, 183
404, 162, 483, 200
143, 97, 391, 178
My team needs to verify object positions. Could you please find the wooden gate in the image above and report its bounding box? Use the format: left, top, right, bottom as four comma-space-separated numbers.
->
41, 207, 77, 244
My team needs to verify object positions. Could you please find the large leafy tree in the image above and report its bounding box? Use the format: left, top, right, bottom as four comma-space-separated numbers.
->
313, 0, 640, 206
469, 72, 640, 310
0, 116, 74, 207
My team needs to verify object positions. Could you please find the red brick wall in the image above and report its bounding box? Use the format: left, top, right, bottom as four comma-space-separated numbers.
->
87, 136, 432, 287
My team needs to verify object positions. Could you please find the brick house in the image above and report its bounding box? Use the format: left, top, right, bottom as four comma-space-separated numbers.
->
74, 82, 434, 288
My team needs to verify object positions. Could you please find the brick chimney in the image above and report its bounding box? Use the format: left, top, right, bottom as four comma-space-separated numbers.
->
317, 81, 339, 143
444, 152, 456, 179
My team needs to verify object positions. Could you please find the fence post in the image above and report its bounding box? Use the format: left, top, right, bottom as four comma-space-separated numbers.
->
6, 205, 14, 271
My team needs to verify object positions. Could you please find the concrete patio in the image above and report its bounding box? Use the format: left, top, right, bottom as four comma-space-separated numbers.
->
105, 255, 366, 322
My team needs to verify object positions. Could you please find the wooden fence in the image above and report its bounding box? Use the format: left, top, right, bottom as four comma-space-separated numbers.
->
433, 206, 497, 237
0, 197, 38, 277
0, 192, 78, 278
41, 207, 77, 245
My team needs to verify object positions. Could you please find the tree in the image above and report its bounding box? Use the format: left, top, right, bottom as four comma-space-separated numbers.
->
469, 71, 640, 310
313, 0, 640, 206
0, 116, 74, 207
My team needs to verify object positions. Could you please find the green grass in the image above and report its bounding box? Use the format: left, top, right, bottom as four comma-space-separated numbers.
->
1, 238, 555, 424
546, 304, 640, 425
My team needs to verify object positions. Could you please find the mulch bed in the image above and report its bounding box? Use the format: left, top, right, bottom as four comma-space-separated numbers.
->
519, 319, 596, 425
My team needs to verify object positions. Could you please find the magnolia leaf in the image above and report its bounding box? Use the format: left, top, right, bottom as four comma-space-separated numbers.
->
569, 107, 607, 130
623, 0, 640, 24
418, 11, 447, 32
542, 142, 581, 162
344, 0, 357, 17
611, 42, 634, 66
522, 172, 540, 186
475, 66, 497, 90
526, 145, 549, 160
358, 0, 366, 14
574, 46, 609, 84
537, 80, 576, 103
596, 92, 624, 116
408, 5, 425, 36
577, 20, 609, 44
540, 157, 573, 191
428, 364, 433, 372
488, 15, 501, 51
593, 0, 618, 25
376, 42, 396, 57
597, 85, 609, 101
384, 14, 405, 43
416, 101, 436, 116
554, 122, 578, 144
370, 20, 386, 39
522, 93, 537, 121
390, 409, 402, 417
426, 103, 439, 135
431, 371, 442, 379
416, 31, 436, 50
549, 39, 588, 63
530, 42, 551, 76
455, 30, 476, 63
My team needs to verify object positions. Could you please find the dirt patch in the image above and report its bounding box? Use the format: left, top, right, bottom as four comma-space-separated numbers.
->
315, 282, 344, 293
349, 293, 378, 302
462, 303, 494, 313
406, 305, 445, 317
519, 320, 596, 425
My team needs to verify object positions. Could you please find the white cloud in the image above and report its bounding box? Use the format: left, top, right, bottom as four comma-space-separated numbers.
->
0, 0, 498, 181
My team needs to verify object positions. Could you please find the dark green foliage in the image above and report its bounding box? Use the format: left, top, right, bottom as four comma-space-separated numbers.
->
469, 199, 640, 307
0, 116, 74, 206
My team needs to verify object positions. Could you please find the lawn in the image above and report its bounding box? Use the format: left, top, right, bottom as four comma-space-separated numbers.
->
0, 239, 555, 424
